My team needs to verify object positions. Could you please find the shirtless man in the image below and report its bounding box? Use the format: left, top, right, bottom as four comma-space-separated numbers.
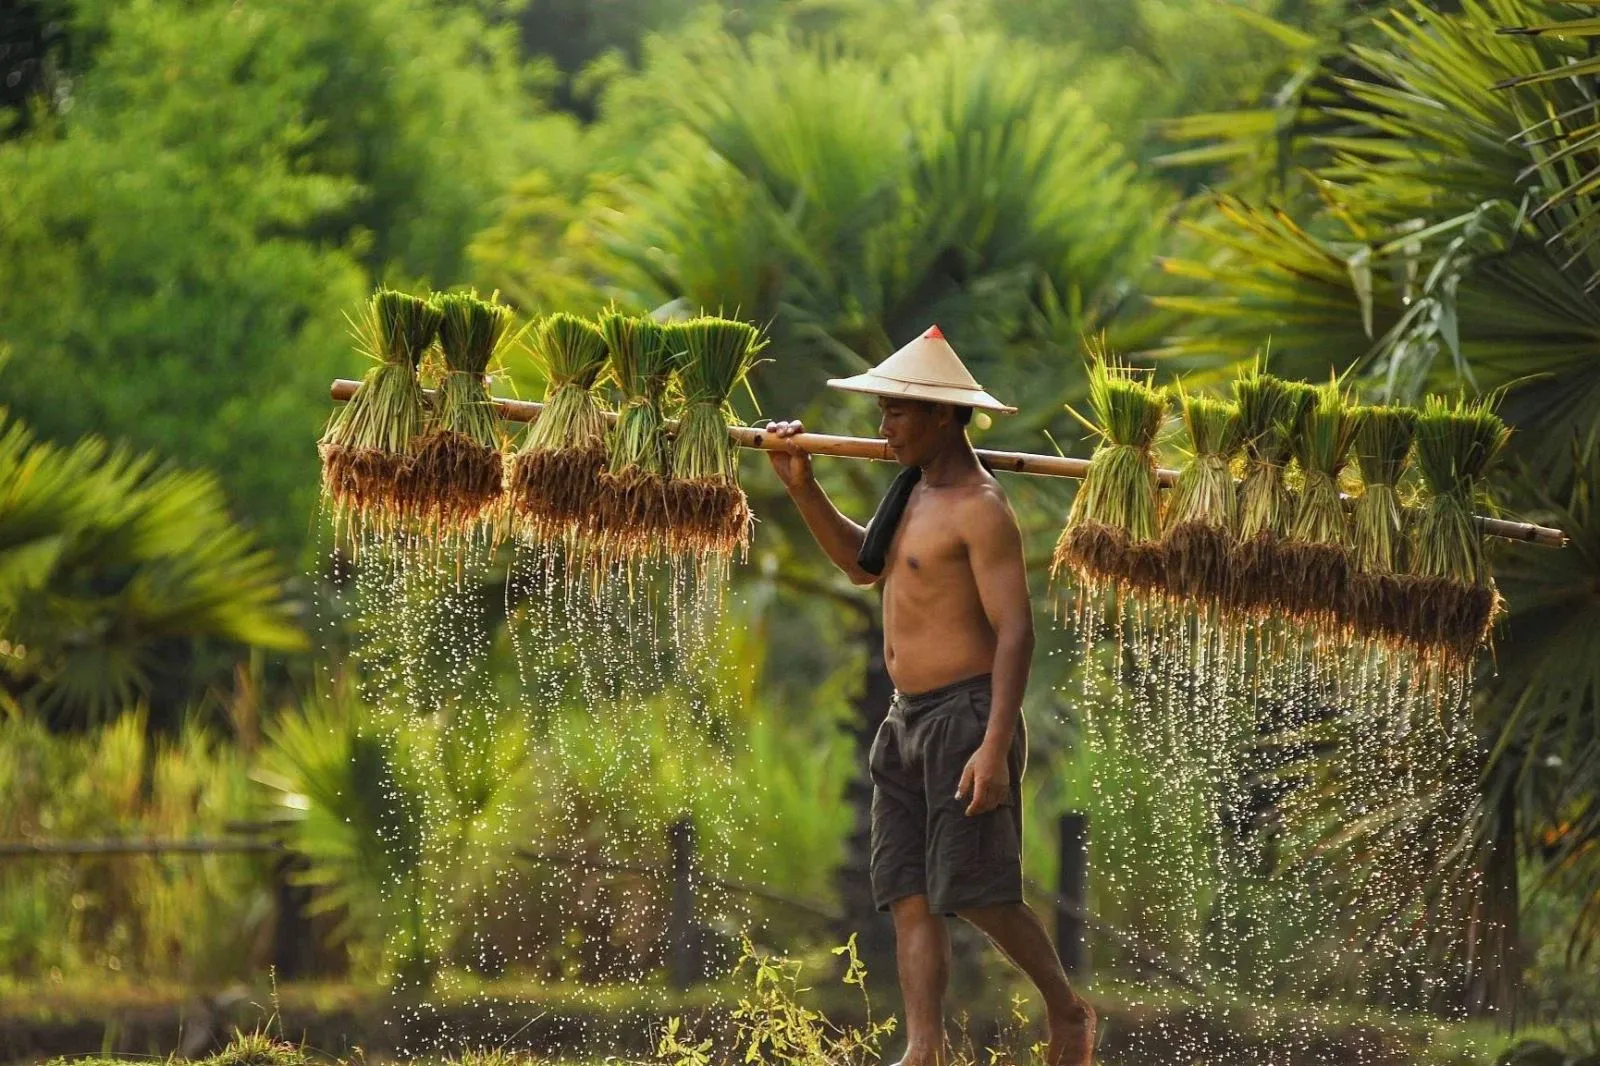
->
764, 328, 1096, 1066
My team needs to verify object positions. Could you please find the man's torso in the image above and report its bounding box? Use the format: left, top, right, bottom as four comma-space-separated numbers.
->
880, 477, 1002, 694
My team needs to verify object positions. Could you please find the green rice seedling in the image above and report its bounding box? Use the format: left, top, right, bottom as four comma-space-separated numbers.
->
1161, 387, 1240, 605
1050, 344, 1169, 601
669, 315, 768, 559
1404, 394, 1512, 661
1233, 368, 1316, 616
1349, 404, 1418, 641
412, 291, 516, 535
1283, 379, 1359, 626
508, 312, 612, 543
596, 311, 675, 558
318, 288, 441, 542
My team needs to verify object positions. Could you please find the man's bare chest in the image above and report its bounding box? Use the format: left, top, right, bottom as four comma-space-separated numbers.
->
884, 500, 968, 584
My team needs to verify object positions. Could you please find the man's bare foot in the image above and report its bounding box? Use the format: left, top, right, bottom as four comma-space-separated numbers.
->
1046, 997, 1096, 1066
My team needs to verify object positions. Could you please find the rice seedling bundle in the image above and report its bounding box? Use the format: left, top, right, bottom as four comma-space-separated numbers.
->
319, 288, 442, 540
1282, 381, 1359, 625
1404, 395, 1512, 660
669, 316, 767, 559
1233, 371, 1316, 616
597, 312, 676, 558
1050, 352, 1168, 599
1349, 405, 1418, 641
412, 291, 515, 533
508, 312, 613, 543
1160, 389, 1241, 605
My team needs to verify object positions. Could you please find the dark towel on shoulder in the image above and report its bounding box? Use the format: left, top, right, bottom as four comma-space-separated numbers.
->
857, 466, 922, 576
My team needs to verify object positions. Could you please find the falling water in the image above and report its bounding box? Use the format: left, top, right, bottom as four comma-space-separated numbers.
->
1057, 579, 1490, 1063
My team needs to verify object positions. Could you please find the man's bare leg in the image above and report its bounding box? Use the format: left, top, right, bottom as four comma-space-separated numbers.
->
957, 902, 1095, 1066
888, 895, 953, 1066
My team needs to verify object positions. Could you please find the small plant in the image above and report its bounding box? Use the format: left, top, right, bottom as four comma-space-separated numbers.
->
1282, 378, 1359, 625
1232, 366, 1315, 616
1404, 393, 1512, 660
412, 290, 517, 537
508, 311, 613, 545
667, 315, 767, 561
597, 312, 676, 561
318, 288, 441, 544
1161, 387, 1241, 605
1051, 342, 1169, 602
1349, 404, 1418, 641
655, 935, 897, 1066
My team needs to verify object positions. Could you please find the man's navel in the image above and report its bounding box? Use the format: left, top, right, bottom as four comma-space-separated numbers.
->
907, 556, 920, 570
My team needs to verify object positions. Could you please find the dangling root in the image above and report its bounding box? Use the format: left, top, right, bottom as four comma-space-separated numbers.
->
593, 467, 674, 562
319, 442, 417, 541
1394, 576, 1502, 664
665, 478, 753, 559
1051, 522, 1165, 602
509, 445, 607, 543
1276, 541, 1353, 629
1160, 522, 1234, 606
1230, 532, 1291, 618
410, 430, 504, 534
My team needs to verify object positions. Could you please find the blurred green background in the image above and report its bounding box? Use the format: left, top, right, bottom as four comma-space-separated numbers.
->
3, 1, 1600, 1062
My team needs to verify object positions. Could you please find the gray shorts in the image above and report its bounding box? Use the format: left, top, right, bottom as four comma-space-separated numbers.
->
868, 673, 1027, 916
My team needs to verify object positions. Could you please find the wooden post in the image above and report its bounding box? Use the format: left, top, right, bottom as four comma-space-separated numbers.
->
272, 849, 314, 980
668, 817, 697, 990
1056, 813, 1089, 980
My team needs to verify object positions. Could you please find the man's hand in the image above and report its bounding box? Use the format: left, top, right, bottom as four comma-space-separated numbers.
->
956, 741, 1011, 817
764, 420, 815, 493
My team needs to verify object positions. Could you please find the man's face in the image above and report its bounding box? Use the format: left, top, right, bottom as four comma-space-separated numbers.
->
877, 398, 953, 467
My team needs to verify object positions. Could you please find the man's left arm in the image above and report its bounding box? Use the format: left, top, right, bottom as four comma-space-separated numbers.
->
956, 490, 1035, 817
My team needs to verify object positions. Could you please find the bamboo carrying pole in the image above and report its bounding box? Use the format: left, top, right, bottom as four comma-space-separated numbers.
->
328, 379, 1569, 548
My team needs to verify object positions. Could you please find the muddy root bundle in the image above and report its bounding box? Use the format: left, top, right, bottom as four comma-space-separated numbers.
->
1281, 381, 1359, 627
1233, 370, 1316, 618
413, 291, 515, 536
668, 316, 767, 560
1403, 395, 1511, 662
1051, 350, 1168, 601
1160, 389, 1240, 606
319, 289, 442, 542
509, 312, 612, 544
1349, 405, 1418, 642
597, 312, 675, 559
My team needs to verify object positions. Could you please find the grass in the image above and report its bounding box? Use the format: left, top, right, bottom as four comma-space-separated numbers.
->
19, 973, 1527, 1066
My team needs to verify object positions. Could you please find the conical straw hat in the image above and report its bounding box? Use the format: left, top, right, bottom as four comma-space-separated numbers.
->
827, 325, 1017, 414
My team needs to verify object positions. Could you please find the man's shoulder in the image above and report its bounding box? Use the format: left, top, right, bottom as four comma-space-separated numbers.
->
952, 479, 1016, 532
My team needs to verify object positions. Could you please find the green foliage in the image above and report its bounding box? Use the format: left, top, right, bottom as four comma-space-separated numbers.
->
0, 410, 303, 725
0, 0, 546, 553
0, 711, 268, 980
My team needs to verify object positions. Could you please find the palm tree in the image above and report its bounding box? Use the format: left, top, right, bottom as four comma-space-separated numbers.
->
1147, 0, 1600, 1012
0, 409, 305, 728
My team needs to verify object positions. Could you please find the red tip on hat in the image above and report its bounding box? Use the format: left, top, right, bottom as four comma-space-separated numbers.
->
922, 324, 945, 340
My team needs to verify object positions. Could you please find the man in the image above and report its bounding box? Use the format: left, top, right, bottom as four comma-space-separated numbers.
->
764, 326, 1096, 1066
